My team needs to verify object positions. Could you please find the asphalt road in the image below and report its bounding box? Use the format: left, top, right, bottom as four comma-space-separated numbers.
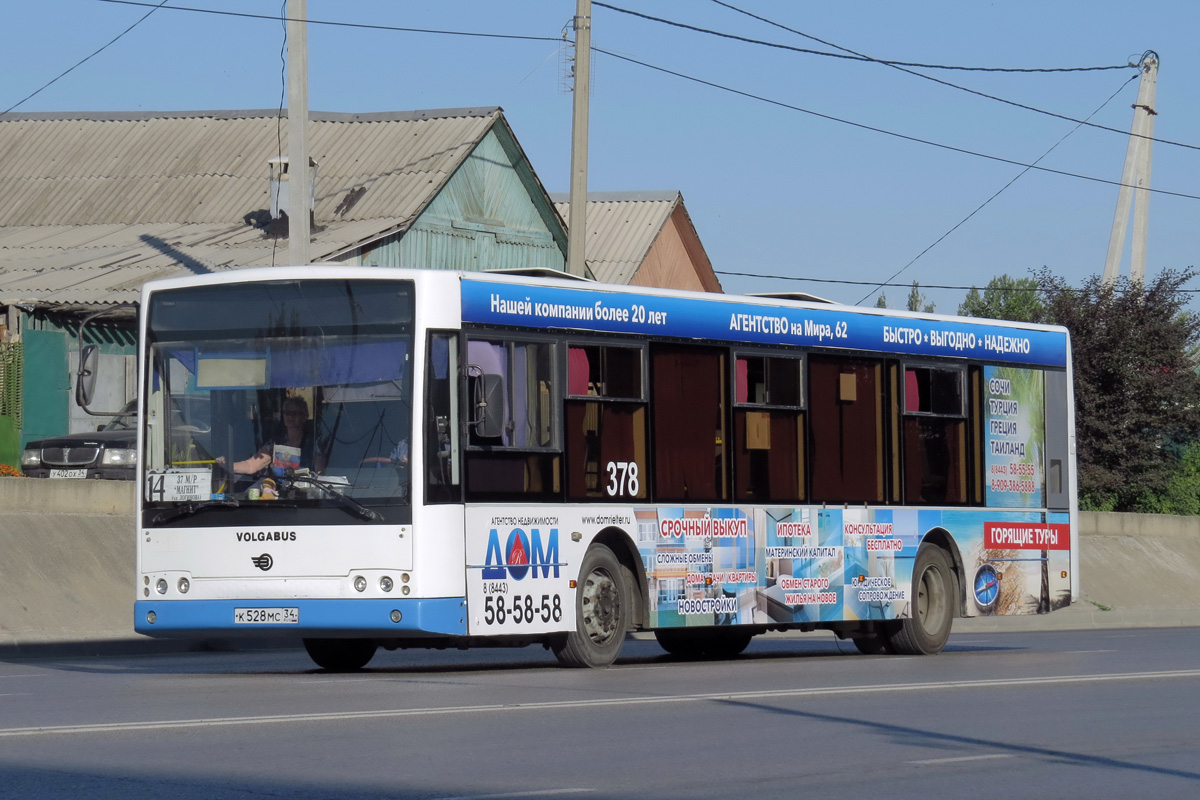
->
2, 627, 1199, 799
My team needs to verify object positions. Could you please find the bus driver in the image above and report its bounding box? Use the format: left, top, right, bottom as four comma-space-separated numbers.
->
220, 395, 318, 475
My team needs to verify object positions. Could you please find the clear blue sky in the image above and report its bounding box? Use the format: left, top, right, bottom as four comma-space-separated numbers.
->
5, 1, 1199, 312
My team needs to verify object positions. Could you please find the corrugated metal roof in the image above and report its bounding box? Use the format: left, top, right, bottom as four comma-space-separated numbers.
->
0, 108, 502, 307
551, 191, 679, 285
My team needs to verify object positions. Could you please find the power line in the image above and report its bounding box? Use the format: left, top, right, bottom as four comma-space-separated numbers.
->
591, 46, 1200, 202
96, 0, 563, 43
719, 270, 1024, 290
18, 7, 1193, 208
853, 74, 1139, 306
4, 0, 171, 114
595, 2, 1129, 73
698, 2, 1174, 302
70, 2, 1200, 158
705, 3, 1192, 154
716, 271, 1200, 294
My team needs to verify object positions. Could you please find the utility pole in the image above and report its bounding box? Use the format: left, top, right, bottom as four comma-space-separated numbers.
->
566, 0, 591, 278
1102, 52, 1158, 287
287, 0, 310, 266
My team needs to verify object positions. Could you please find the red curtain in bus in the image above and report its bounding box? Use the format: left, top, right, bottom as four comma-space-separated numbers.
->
808, 356, 884, 504
651, 345, 725, 502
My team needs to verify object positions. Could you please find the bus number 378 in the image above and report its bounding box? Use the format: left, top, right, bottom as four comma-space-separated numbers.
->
606, 461, 639, 497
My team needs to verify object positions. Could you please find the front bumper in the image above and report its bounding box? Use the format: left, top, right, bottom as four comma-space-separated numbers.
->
134, 597, 467, 637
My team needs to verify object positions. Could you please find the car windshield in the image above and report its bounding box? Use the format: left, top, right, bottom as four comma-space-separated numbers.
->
102, 401, 138, 432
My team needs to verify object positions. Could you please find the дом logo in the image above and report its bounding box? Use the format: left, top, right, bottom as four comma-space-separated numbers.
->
482, 528, 560, 580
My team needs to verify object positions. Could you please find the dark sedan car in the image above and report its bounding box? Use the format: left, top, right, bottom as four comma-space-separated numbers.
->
20, 402, 138, 480
20, 397, 209, 480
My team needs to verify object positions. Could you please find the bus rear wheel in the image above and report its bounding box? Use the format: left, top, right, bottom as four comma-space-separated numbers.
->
552, 544, 627, 668
885, 545, 956, 655
303, 637, 378, 671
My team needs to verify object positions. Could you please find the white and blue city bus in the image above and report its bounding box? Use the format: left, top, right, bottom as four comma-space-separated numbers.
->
134, 266, 1077, 669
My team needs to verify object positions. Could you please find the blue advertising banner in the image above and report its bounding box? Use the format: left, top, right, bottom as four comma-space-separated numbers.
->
462, 280, 1069, 368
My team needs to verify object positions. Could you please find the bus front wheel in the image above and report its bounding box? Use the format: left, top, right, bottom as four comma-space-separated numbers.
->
552, 544, 628, 668
303, 637, 378, 671
885, 545, 956, 655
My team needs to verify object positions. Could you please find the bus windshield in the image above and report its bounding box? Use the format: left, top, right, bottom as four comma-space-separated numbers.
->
142, 279, 415, 519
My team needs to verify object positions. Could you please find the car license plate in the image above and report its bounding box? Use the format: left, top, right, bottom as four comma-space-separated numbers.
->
234, 607, 299, 624
49, 469, 88, 479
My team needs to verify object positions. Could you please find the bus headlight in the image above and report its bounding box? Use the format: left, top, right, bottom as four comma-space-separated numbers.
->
379, 576, 394, 593
353, 575, 367, 593
177, 578, 190, 594
156, 579, 168, 595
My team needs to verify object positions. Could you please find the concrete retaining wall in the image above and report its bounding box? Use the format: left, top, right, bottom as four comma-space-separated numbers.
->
1, 478, 1199, 655
1071, 510, 1200, 626
1, 479, 138, 654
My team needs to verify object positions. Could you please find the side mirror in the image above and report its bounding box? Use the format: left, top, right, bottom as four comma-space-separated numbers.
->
73, 305, 133, 418
467, 366, 505, 439
76, 343, 100, 408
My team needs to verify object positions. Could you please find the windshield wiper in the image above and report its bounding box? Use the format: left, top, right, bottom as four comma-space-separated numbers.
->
292, 476, 382, 521
152, 498, 240, 525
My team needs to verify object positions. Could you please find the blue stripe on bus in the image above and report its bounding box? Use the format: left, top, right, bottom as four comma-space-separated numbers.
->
461, 279, 1069, 368
134, 598, 467, 637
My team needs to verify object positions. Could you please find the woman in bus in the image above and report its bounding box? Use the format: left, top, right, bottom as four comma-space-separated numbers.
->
220, 395, 318, 476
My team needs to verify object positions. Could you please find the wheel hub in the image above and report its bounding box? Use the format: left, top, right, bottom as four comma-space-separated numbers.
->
581, 569, 620, 644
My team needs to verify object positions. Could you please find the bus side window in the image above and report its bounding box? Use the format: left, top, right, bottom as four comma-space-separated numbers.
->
462, 336, 561, 501
564, 343, 648, 502
902, 364, 968, 505
733, 353, 805, 503
425, 332, 459, 503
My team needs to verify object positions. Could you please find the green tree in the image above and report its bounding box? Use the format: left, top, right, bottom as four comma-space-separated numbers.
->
958, 273, 1044, 321
1036, 267, 1200, 511
906, 282, 934, 313
874, 292, 888, 309
1140, 441, 1200, 516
